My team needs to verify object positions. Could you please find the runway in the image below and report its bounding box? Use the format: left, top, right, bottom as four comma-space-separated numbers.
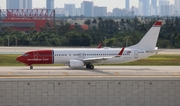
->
0, 66, 180, 77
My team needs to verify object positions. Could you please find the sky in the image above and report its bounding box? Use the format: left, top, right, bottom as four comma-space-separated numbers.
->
0, 0, 174, 12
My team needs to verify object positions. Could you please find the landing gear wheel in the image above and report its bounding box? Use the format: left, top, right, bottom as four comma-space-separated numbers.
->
89, 65, 94, 69
86, 64, 90, 69
30, 66, 33, 69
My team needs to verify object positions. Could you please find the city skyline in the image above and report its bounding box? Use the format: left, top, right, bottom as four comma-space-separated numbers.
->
0, 0, 175, 12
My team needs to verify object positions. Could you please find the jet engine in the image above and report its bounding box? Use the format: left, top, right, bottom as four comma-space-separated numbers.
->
68, 60, 84, 68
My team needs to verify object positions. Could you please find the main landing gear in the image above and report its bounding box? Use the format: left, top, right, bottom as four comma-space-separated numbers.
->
86, 64, 94, 69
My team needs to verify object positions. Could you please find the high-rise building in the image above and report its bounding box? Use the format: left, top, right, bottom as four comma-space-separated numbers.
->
64, 4, 76, 16
159, 0, 169, 6
125, 0, 130, 10
160, 5, 174, 16
6, 0, 32, 9
46, 0, 54, 9
112, 8, 129, 16
20, 0, 32, 9
27, 0, 32, 9
76, 8, 81, 16
175, 0, 180, 15
112, 8, 121, 17
159, 0, 170, 16
6, 0, 19, 9
151, 0, 157, 15
169, 4, 175, 16
141, 0, 150, 16
94, 6, 107, 17
81, 1, 94, 17
138, 1, 143, 15
175, 0, 180, 8
55, 8, 68, 17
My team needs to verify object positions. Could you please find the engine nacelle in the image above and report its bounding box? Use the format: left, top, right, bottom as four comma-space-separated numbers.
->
68, 60, 84, 68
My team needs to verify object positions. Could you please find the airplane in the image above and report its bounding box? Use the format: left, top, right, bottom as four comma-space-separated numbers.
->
16, 21, 162, 69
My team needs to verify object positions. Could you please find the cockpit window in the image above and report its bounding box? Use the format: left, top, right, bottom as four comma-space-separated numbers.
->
22, 54, 28, 56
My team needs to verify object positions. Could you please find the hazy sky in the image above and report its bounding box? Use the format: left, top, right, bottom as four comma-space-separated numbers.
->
0, 0, 174, 12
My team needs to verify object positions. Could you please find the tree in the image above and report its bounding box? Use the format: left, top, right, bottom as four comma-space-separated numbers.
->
92, 19, 97, 25
1, 17, 180, 48
56, 23, 71, 36
84, 19, 91, 26
61, 31, 92, 46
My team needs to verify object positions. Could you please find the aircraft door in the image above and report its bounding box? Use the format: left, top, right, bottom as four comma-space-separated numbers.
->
78, 53, 81, 58
34, 52, 38, 59
82, 53, 85, 58
134, 50, 138, 58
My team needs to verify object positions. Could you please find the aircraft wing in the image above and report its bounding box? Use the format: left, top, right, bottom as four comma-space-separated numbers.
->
83, 47, 125, 63
83, 56, 113, 63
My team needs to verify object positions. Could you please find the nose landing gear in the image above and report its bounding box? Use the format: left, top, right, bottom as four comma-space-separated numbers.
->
30, 66, 33, 69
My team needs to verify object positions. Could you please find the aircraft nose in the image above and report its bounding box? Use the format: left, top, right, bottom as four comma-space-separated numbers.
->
16, 56, 22, 62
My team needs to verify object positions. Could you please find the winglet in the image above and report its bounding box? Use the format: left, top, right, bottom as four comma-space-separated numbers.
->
118, 47, 125, 55
97, 42, 102, 49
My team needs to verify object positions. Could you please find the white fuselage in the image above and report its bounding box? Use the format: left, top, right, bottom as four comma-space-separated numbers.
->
53, 48, 156, 64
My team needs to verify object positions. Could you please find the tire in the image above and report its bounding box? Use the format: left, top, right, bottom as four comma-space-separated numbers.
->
30, 66, 33, 69
90, 65, 94, 69
86, 64, 90, 69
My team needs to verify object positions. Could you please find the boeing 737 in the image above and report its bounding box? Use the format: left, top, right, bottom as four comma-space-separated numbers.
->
16, 21, 162, 69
